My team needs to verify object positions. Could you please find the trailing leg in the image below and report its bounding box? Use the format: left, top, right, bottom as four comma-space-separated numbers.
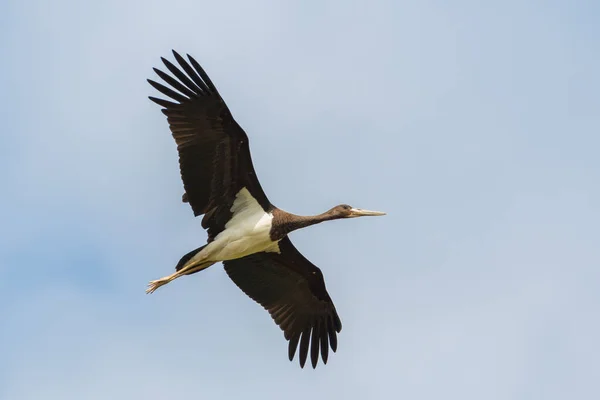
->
145, 260, 215, 294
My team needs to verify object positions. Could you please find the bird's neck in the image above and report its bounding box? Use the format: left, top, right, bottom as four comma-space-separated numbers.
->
270, 209, 337, 241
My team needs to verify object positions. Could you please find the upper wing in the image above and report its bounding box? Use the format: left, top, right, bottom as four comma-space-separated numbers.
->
148, 50, 271, 240
223, 237, 342, 368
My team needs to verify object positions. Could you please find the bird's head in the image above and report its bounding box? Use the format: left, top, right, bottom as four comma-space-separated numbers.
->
328, 204, 386, 219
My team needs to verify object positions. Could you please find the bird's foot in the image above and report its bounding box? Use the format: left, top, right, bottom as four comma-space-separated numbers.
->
146, 277, 170, 294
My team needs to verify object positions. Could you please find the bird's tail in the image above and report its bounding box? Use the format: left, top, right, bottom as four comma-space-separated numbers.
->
175, 244, 208, 273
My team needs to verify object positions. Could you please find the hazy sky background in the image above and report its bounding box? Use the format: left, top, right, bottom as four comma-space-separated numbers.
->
1, 0, 599, 399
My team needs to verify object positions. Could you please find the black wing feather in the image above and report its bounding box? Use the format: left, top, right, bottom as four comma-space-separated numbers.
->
152, 67, 198, 99
161, 56, 204, 94
173, 52, 209, 94
223, 237, 342, 368
147, 79, 189, 103
148, 50, 271, 240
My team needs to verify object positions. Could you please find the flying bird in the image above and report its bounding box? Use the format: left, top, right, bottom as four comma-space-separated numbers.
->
146, 50, 385, 369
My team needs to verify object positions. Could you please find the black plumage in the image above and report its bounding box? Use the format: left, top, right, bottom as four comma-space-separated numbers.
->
224, 237, 342, 368
148, 51, 270, 242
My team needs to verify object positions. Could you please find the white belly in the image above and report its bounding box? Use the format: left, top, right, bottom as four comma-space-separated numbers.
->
199, 188, 280, 262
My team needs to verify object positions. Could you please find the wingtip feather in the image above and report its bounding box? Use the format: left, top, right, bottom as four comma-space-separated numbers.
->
310, 322, 320, 368
288, 332, 300, 362
298, 328, 310, 368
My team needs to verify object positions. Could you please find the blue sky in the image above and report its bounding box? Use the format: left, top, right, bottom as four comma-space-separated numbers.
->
1, 0, 599, 399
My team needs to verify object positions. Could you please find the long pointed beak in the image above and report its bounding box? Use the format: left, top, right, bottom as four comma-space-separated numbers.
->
349, 208, 387, 217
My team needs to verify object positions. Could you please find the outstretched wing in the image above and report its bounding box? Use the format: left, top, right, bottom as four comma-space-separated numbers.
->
223, 237, 342, 368
148, 50, 271, 240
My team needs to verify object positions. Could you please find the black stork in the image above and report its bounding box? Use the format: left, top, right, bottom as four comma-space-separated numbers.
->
146, 50, 386, 369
